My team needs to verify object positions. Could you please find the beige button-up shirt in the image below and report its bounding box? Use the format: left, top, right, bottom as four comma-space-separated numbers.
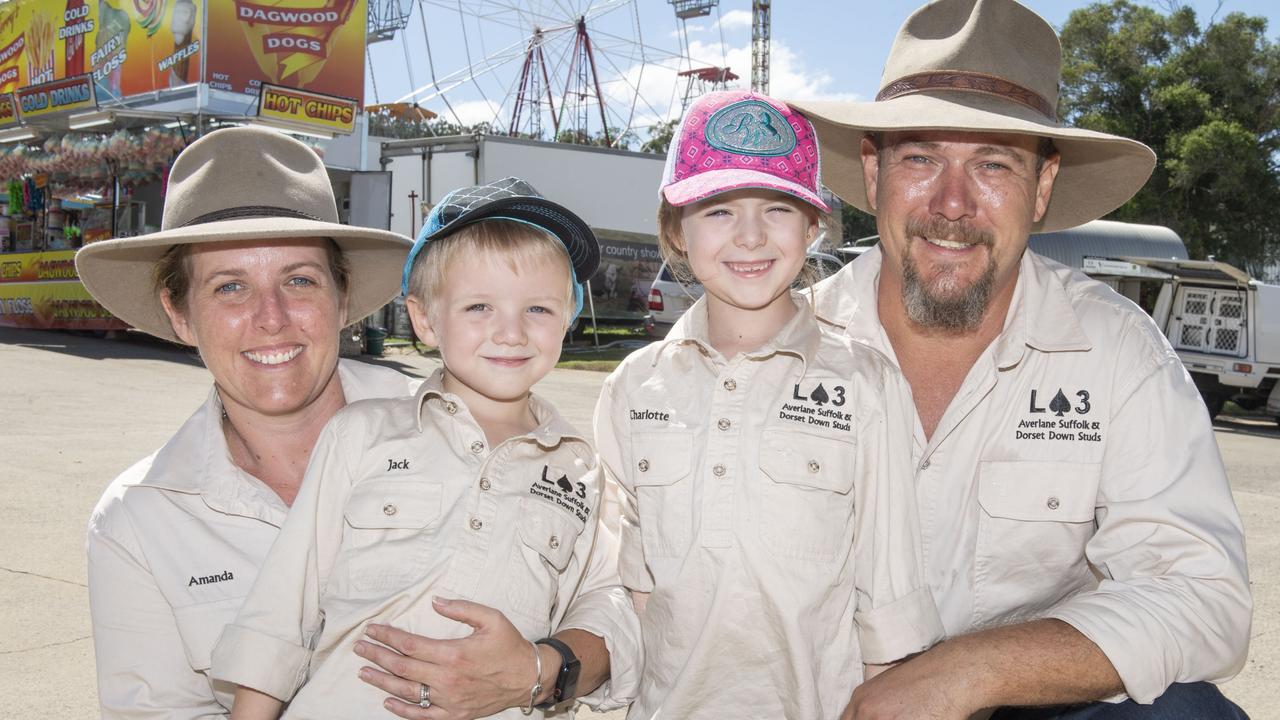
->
813, 247, 1251, 703
210, 370, 641, 718
87, 359, 420, 719
595, 294, 943, 720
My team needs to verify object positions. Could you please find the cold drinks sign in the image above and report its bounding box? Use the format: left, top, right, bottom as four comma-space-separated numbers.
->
16, 74, 95, 119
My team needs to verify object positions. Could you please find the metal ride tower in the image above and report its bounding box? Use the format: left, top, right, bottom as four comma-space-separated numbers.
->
751, 0, 771, 93
668, 0, 736, 111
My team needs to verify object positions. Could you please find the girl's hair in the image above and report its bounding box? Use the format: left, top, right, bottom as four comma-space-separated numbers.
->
656, 194, 828, 290
154, 238, 350, 315
405, 219, 576, 327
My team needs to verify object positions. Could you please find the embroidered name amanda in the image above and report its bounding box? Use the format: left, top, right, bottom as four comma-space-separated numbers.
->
189, 570, 234, 587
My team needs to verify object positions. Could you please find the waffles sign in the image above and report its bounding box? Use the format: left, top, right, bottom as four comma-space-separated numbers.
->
258, 83, 356, 133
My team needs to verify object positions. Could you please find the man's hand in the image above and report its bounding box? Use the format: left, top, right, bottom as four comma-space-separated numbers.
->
353, 597, 550, 720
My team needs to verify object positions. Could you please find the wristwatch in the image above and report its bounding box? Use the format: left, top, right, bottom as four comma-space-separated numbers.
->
534, 637, 581, 709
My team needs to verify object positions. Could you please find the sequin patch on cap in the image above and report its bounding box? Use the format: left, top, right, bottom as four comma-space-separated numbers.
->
703, 99, 797, 157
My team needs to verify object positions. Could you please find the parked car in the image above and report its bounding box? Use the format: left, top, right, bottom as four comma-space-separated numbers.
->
643, 249, 844, 338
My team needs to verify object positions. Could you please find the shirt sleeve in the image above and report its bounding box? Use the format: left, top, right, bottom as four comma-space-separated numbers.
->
1046, 357, 1251, 703
88, 495, 227, 719
591, 372, 651, 592
852, 363, 945, 664
550, 464, 644, 711
209, 416, 356, 701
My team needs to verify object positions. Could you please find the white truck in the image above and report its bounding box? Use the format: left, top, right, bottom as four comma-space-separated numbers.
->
1084, 256, 1280, 422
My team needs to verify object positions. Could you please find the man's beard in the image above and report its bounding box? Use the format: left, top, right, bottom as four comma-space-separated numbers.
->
899, 217, 997, 332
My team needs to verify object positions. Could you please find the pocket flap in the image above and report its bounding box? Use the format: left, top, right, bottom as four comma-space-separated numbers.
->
173, 596, 242, 671
759, 429, 856, 494
630, 431, 693, 487
517, 498, 582, 571
978, 461, 1100, 522
345, 479, 442, 529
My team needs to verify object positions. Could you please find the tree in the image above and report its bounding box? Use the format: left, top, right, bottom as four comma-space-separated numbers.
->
1058, 1, 1280, 271
640, 119, 679, 155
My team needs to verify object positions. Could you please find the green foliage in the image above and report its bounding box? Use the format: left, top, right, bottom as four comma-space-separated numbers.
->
1059, 1, 1280, 270
641, 119, 679, 155
840, 202, 878, 244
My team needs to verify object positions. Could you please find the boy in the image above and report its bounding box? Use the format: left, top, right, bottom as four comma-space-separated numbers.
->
211, 178, 640, 719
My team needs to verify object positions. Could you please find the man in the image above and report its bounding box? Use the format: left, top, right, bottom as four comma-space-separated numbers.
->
791, 0, 1252, 717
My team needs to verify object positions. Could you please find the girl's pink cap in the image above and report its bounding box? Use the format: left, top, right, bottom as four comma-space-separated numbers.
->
660, 90, 830, 212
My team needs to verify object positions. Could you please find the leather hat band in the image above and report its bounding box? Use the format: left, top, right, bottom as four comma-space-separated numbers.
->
876, 70, 1055, 120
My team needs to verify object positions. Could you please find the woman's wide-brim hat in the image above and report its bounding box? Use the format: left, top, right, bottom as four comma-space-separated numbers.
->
75, 125, 412, 343
789, 0, 1157, 233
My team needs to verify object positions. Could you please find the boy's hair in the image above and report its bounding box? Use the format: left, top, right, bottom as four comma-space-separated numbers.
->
406, 219, 576, 326
656, 194, 827, 289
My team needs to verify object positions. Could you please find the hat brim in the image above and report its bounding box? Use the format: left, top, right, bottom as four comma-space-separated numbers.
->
428, 196, 600, 282
662, 168, 832, 213
75, 217, 411, 343
789, 92, 1156, 233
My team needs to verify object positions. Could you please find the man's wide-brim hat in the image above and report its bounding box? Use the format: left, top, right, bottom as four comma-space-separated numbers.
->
76, 126, 411, 343
789, 0, 1157, 233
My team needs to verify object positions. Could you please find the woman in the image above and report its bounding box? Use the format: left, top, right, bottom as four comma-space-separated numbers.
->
78, 126, 418, 718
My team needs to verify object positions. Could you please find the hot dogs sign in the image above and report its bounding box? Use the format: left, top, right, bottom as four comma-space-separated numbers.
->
0, 0, 365, 132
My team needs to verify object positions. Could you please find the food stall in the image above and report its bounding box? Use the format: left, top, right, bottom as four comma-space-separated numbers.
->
0, 0, 368, 331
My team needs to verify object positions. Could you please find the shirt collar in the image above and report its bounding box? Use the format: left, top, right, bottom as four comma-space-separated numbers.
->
129, 360, 407, 522
811, 245, 1092, 367
650, 291, 824, 373
414, 368, 587, 449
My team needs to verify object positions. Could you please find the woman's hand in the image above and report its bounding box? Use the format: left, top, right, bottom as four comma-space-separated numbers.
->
354, 596, 553, 719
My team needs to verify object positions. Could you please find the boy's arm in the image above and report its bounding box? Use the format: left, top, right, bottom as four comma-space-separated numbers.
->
229, 686, 284, 720
211, 415, 357, 701
850, 366, 943, 664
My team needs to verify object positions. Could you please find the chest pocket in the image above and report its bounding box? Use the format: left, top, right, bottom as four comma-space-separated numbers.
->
757, 429, 857, 563
974, 461, 1100, 620
630, 430, 694, 560
342, 479, 443, 595
505, 497, 588, 626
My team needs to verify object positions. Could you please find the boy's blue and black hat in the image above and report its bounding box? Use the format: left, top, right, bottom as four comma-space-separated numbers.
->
401, 178, 600, 318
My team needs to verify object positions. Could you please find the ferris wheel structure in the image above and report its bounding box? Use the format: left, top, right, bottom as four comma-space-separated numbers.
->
365, 0, 737, 147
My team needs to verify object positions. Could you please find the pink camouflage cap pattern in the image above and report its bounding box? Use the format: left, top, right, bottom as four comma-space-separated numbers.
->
660, 90, 830, 212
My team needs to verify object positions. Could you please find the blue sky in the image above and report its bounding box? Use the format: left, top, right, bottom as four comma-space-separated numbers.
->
363, 0, 1279, 141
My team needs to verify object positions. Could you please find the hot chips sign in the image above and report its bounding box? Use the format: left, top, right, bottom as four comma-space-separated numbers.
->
258, 83, 356, 133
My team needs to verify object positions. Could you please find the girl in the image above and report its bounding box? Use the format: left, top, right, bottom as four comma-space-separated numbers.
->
593, 90, 944, 719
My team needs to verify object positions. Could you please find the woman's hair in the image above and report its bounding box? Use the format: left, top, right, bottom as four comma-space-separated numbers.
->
656, 194, 826, 289
405, 219, 576, 325
154, 238, 351, 315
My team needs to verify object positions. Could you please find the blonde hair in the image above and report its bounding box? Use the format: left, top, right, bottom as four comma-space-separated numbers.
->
406, 219, 576, 324
655, 194, 826, 290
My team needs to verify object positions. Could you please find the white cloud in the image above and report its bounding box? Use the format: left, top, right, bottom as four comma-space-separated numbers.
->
718, 9, 752, 30
437, 98, 502, 127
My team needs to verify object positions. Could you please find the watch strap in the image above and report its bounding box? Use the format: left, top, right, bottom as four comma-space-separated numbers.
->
533, 637, 580, 709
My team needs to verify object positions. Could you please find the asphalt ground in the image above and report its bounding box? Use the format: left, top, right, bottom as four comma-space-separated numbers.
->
1, 326, 1275, 718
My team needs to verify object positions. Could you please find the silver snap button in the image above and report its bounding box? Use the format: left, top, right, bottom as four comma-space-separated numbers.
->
444, 400, 458, 414
723, 379, 737, 391
712, 464, 726, 477
469, 517, 483, 531
638, 459, 649, 472
470, 441, 485, 454
1047, 496, 1060, 510
717, 418, 730, 431
479, 478, 491, 491
549, 535, 560, 550
807, 460, 820, 473
382, 503, 397, 516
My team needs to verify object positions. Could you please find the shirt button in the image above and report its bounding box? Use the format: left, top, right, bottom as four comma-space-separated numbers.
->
478, 478, 491, 491
469, 517, 483, 531
470, 440, 485, 455
549, 535, 560, 550
638, 459, 649, 472
382, 503, 397, 516
717, 418, 731, 431
1047, 496, 1060, 510
712, 464, 726, 477
444, 400, 458, 414
807, 460, 820, 473
723, 379, 737, 391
